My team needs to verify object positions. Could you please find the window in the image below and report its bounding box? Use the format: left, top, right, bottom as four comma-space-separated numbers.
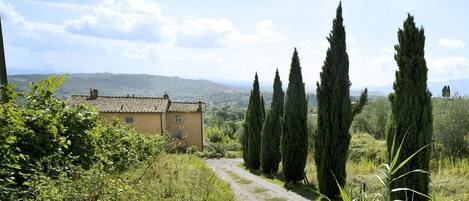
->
125, 116, 134, 124
174, 114, 182, 124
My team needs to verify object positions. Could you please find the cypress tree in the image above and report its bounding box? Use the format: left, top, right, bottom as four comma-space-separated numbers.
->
243, 73, 263, 169
261, 69, 284, 174
386, 14, 432, 200
282, 48, 308, 182
261, 94, 266, 119
442, 85, 451, 98
315, 3, 368, 198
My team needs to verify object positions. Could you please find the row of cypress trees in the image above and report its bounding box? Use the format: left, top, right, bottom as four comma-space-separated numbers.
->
243, 48, 308, 182
243, 2, 432, 200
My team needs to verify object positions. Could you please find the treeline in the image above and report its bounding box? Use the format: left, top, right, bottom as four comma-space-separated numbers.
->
352, 96, 469, 160
242, 2, 433, 200
0, 76, 164, 199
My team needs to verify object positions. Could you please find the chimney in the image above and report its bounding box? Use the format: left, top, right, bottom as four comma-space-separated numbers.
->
0, 18, 7, 88
163, 92, 169, 99
89, 88, 98, 99
197, 100, 204, 112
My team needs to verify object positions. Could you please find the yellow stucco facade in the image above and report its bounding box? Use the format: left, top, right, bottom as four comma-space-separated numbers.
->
69, 92, 205, 151
100, 112, 163, 134
100, 111, 204, 151
166, 112, 204, 151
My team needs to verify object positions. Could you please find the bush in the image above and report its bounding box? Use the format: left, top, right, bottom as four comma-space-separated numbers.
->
0, 76, 165, 199
433, 98, 469, 159
351, 99, 390, 139
348, 133, 386, 163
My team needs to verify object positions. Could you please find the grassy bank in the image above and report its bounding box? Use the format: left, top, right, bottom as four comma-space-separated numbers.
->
122, 154, 235, 201
37, 154, 235, 200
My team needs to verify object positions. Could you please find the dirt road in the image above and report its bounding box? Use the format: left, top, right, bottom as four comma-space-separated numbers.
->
205, 158, 311, 201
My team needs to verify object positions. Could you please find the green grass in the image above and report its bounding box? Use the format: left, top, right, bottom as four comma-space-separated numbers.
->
122, 154, 235, 201
252, 187, 268, 194
224, 169, 253, 185
305, 153, 469, 200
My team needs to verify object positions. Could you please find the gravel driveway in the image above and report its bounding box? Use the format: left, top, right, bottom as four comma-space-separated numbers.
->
205, 158, 310, 201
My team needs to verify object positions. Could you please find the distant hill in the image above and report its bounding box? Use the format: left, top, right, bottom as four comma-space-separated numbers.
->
9, 73, 378, 107
9, 73, 250, 106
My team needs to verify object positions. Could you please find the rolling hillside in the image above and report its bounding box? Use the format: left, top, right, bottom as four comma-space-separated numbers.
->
8, 73, 323, 106
9, 73, 248, 105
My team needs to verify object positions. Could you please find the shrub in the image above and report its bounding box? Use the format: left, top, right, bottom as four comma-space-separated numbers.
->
433, 98, 469, 159
349, 133, 386, 163
0, 75, 165, 199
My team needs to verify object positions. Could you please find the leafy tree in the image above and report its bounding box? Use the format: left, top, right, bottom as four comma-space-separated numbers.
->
433, 98, 469, 159
351, 99, 390, 139
282, 48, 308, 182
386, 14, 432, 200
261, 69, 284, 174
315, 3, 367, 198
243, 73, 264, 169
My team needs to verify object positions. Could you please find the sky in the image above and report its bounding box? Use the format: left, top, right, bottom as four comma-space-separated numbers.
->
0, 0, 468, 91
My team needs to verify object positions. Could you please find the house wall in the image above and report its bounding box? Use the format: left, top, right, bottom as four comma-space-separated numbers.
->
99, 112, 204, 151
100, 112, 163, 134
166, 112, 204, 151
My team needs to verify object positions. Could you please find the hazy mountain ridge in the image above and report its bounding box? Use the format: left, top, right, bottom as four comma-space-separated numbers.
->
9, 73, 245, 104
13, 73, 465, 107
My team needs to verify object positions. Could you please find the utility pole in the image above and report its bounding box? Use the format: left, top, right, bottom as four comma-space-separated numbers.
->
0, 18, 6, 86
0, 18, 7, 101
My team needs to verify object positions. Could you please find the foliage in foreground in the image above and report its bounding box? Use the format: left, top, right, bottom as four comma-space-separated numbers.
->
0, 75, 164, 199
282, 48, 308, 182
335, 134, 431, 201
305, 134, 469, 201
386, 14, 432, 200
315, 3, 368, 198
31, 154, 233, 201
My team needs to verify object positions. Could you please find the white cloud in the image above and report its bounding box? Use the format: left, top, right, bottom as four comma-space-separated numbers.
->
63, 0, 288, 48
64, 0, 175, 42
428, 56, 469, 82
0, 1, 26, 25
437, 38, 465, 49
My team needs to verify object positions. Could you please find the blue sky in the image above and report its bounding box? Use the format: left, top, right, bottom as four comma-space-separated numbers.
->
1, 0, 468, 90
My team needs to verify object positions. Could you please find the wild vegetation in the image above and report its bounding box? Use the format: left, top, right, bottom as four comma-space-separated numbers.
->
0, 75, 233, 200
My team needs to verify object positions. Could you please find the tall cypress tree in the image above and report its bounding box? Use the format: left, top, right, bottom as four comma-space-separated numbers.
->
315, 3, 367, 198
282, 48, 308, 182
261, 69, 284, 174
243, 73, 264, 169
387, 14, 432, 200
260, 94, 266, 119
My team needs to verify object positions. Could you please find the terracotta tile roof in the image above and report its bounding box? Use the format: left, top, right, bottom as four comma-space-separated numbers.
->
69, 95, 170, 113
169, 101, 205, 112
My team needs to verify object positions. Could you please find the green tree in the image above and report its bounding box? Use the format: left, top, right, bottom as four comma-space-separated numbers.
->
434, 98, 469, 159
261, 69, 284, 174
386, 14, 432, 200
243, 73, 264, 169
260, 94, 266, 120
282, 48, 308, 182
315, 3, 367, 198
